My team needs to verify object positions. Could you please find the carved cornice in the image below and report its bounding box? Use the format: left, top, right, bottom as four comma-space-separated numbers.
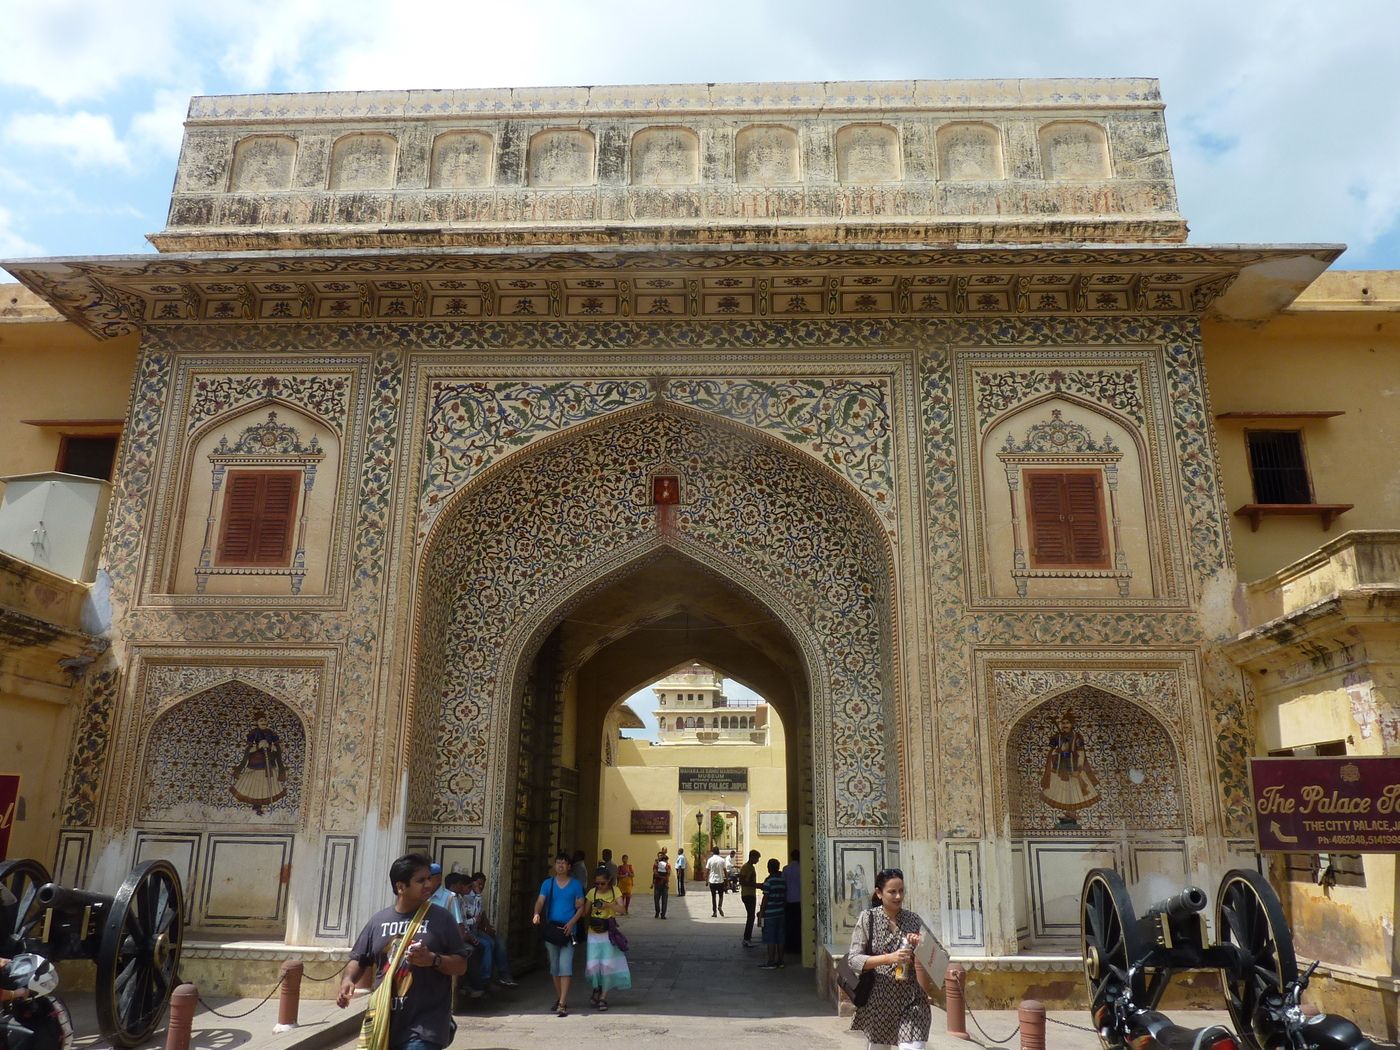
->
3, 243, 1304, 339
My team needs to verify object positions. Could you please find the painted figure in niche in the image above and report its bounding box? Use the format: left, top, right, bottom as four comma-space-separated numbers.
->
844, 863, 868, 924
652, 475, 679, 505
1039, 710, 1100, 829
231, 711, 288, 814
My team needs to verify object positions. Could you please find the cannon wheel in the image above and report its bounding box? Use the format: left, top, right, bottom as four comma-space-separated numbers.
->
1217, 868, 1298, 1050
1081, 868, 1145, 1049
95, 860, 184, 1048
0, 858, 51, 953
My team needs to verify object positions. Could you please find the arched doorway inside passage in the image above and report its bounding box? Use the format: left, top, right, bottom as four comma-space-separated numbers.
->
402, 404, 902, 972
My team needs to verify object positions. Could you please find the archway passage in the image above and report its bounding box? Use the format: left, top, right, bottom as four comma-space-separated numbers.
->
408, 406, 900, 972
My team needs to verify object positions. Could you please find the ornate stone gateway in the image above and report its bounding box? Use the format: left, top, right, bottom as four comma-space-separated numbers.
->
4, 79, 1341, 985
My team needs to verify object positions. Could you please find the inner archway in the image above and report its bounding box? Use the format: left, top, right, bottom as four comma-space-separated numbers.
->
407, 404, 900, 971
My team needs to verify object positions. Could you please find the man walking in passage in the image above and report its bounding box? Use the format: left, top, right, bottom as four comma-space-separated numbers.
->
337, 853, 469, 1050
706, 846, 729, 917
674, 847, 687, 895
739, 849, 761, 947
651, 850, 670, 918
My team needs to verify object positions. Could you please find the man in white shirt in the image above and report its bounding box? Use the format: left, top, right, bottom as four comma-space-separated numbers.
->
705, 847, 729, 917
674, 847, 687, 896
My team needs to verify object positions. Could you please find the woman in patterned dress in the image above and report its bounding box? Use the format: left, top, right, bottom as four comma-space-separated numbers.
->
583, 865, 631, 1010
847, 868, 938, 1050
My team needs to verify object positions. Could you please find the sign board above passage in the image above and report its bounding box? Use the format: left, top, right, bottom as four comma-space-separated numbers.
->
1250, 756, 1400, 853
631, 810, 671, 835
678, 767, 748, 793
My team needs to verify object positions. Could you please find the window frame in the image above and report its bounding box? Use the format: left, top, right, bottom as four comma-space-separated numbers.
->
215, 468, 302, 568
1022, 467, 1112, 570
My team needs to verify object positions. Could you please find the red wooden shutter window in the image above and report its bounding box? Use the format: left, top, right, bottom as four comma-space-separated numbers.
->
1024, 469, 1109, 569
216, 470, 300, 566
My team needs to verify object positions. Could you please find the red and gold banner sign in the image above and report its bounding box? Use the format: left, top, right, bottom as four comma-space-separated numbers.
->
1250, 756, 1400, 853
0, 773, 19, 859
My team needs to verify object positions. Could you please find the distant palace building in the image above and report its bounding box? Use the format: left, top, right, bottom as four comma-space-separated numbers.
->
654, 663, 767, 744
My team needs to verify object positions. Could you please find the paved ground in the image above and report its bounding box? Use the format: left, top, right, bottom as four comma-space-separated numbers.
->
52, 887, 1242, 1050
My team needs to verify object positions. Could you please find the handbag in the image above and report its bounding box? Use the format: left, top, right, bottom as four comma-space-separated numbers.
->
356, 900, 431, 1050
541, 877, 573, 946
607, 918, 629, 953
835, 908, 876, 1008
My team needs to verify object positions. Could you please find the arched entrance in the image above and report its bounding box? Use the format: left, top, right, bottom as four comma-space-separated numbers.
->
406, 404, 900, 968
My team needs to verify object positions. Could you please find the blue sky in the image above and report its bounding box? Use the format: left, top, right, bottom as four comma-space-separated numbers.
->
3, 1, 1400, 270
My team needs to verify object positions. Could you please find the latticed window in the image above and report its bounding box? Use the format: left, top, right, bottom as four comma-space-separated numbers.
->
217, 469, 300, 566
1024, 469, 1110, 568
1246, 430, 1312, 504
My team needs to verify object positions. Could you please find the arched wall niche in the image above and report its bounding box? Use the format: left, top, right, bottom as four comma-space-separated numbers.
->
1005, 685, 1185, 838
170, 399, 341, 596
979, 394, 1155, 599
527, 128, 596, 186
630, 126, 700, 185
429, 130, 494, 188
138, 679, 306, 826
835, 123, 901, 183
229, 135, 297, 191
329, 132, 397, 190
402, 403, 899, 944
936, 121, 1004, 180
1039, 120, 1111, 180
734, 125, 800, 184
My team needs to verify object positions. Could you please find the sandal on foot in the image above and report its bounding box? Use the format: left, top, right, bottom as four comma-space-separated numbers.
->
597, 1000, 609, 1011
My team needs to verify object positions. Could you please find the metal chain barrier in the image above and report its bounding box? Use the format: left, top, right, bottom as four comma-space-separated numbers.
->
964, 1003, 1021, 1045
193, 976, 285, 1019
1047, 1014, 1101, 1034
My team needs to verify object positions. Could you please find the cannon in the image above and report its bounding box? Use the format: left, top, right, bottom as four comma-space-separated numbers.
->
1081, 867, 1376, 1050
0, 858, 184, 1048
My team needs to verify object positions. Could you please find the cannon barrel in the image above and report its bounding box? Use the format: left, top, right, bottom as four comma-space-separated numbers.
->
37, 881, 113, 916
1145, 885, 1207, 922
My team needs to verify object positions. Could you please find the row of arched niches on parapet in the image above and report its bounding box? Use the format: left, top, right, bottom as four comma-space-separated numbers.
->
227, 120, 1117, 193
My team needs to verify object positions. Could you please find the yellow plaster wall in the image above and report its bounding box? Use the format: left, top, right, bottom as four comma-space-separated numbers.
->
0, 691, 75, 863
596, 733, 790, 877
0, 313, 139, 479
1203, 281, 1400, 584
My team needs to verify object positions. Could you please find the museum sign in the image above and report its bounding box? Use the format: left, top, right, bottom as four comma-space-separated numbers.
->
678, 767, 748, 792
1250, 756, 1400, 853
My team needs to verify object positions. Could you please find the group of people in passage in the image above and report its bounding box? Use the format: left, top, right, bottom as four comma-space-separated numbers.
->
337, 848, 931, 1050
531, 850, 633, 1017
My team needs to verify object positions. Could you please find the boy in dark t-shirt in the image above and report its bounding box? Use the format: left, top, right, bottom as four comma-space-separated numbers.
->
338, 853, 469, 1050
759, 858, 788, 970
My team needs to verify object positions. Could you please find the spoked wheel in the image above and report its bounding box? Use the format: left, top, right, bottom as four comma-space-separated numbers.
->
95, 860, 185, 1048
1081, 868, 1144, 1049
0, 858, 51, 954
1216, 868, 1298, 1050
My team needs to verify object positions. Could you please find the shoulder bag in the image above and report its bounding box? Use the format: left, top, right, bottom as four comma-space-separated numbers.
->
356, 900, 431, 1050
835, 907, 876, 1008
541, 878, 573, 946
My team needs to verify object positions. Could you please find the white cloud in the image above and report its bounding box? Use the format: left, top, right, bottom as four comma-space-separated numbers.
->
130, 89, 193, 159
0, 205, 43, 259
6, 112, 132, 169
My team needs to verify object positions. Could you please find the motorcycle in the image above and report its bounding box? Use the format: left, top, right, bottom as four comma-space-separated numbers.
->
0, 954, 73, 1050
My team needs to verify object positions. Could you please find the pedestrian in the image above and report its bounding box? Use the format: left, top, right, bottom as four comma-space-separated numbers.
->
600, 848, 617, 887
616, 855, 635, 915
706, 846, 728, 916
443, 873, 486, 1002
570, 849, 589, 888
783, 848, 802, 954
533, 852, 586, 1018
336, 852, 468, 1050
426, 863, 453, 910
651, 850, 670, 918
846, 867, 938, 1050
674, 847, 687, 895
739, 849, 761, 947
759, 858, 787, 969
470, 871, 518, 987
584, 865, 631, 1010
